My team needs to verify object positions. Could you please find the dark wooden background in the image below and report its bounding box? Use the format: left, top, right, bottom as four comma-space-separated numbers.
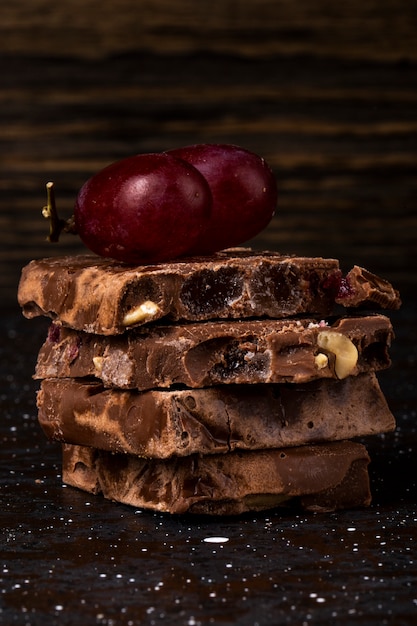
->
1, 0, 416, 309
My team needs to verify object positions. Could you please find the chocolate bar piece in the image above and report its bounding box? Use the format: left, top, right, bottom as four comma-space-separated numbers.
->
35, 315, 393, 390
37, 373, 395, 457
340, 265, 401, 310
62, 441, 372, 515
17, 249, 400, 335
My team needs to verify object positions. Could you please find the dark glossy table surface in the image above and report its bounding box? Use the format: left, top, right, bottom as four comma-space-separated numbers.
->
1, 1, 417, 624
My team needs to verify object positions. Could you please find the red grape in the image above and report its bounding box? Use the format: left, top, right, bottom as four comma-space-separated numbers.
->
168, 144, 277, 253
74, 153, 212, 264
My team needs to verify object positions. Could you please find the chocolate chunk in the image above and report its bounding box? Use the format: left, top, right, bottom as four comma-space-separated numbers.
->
18, 249, 398, 335
35, 315, 393, 390
61, 441, 372, 515
337, 265, 402, 310
37, 373, 395, 457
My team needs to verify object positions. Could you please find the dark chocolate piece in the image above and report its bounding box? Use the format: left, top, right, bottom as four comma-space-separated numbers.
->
35, 315, 393, 390
17, 249, 399, 335
37, 373, 395, 457
61, 441, 372, 515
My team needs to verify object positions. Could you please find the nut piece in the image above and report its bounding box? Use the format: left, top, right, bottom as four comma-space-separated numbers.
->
314, 353, 329, 370
92, 356, 104, 374
122, 301, 160, 327
317, 331, 358, 379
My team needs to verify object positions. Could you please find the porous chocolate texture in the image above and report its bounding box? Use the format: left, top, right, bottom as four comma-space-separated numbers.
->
62, 441, 372, 515
35, 314, 394, 390
17, 249, 400, 335
37, 373, 395, 458
340, 265, 401, 310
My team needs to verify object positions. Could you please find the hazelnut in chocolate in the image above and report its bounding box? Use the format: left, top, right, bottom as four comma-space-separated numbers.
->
18, 244, 400, 516
35, 314, 393, 390
17, 249, 400, 335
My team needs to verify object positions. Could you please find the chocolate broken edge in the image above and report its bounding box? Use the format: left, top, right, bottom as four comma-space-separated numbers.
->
61, 441, 372, 516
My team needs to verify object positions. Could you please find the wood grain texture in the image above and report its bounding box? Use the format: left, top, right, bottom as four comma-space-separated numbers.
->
1, 0, 416, 306
2, 0, 417, 61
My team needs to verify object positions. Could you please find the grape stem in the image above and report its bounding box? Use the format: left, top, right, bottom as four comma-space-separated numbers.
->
42, 181, 77, 242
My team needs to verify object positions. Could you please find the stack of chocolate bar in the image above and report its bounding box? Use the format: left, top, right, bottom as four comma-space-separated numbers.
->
18, 248, 400, 515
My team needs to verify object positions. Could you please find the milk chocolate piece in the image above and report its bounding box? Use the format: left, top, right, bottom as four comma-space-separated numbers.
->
337, 265, 401, 310
35, 315, 393, 390
17, 249, 399, 335
37, 373, 395, 457
62, 441, 372, 515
